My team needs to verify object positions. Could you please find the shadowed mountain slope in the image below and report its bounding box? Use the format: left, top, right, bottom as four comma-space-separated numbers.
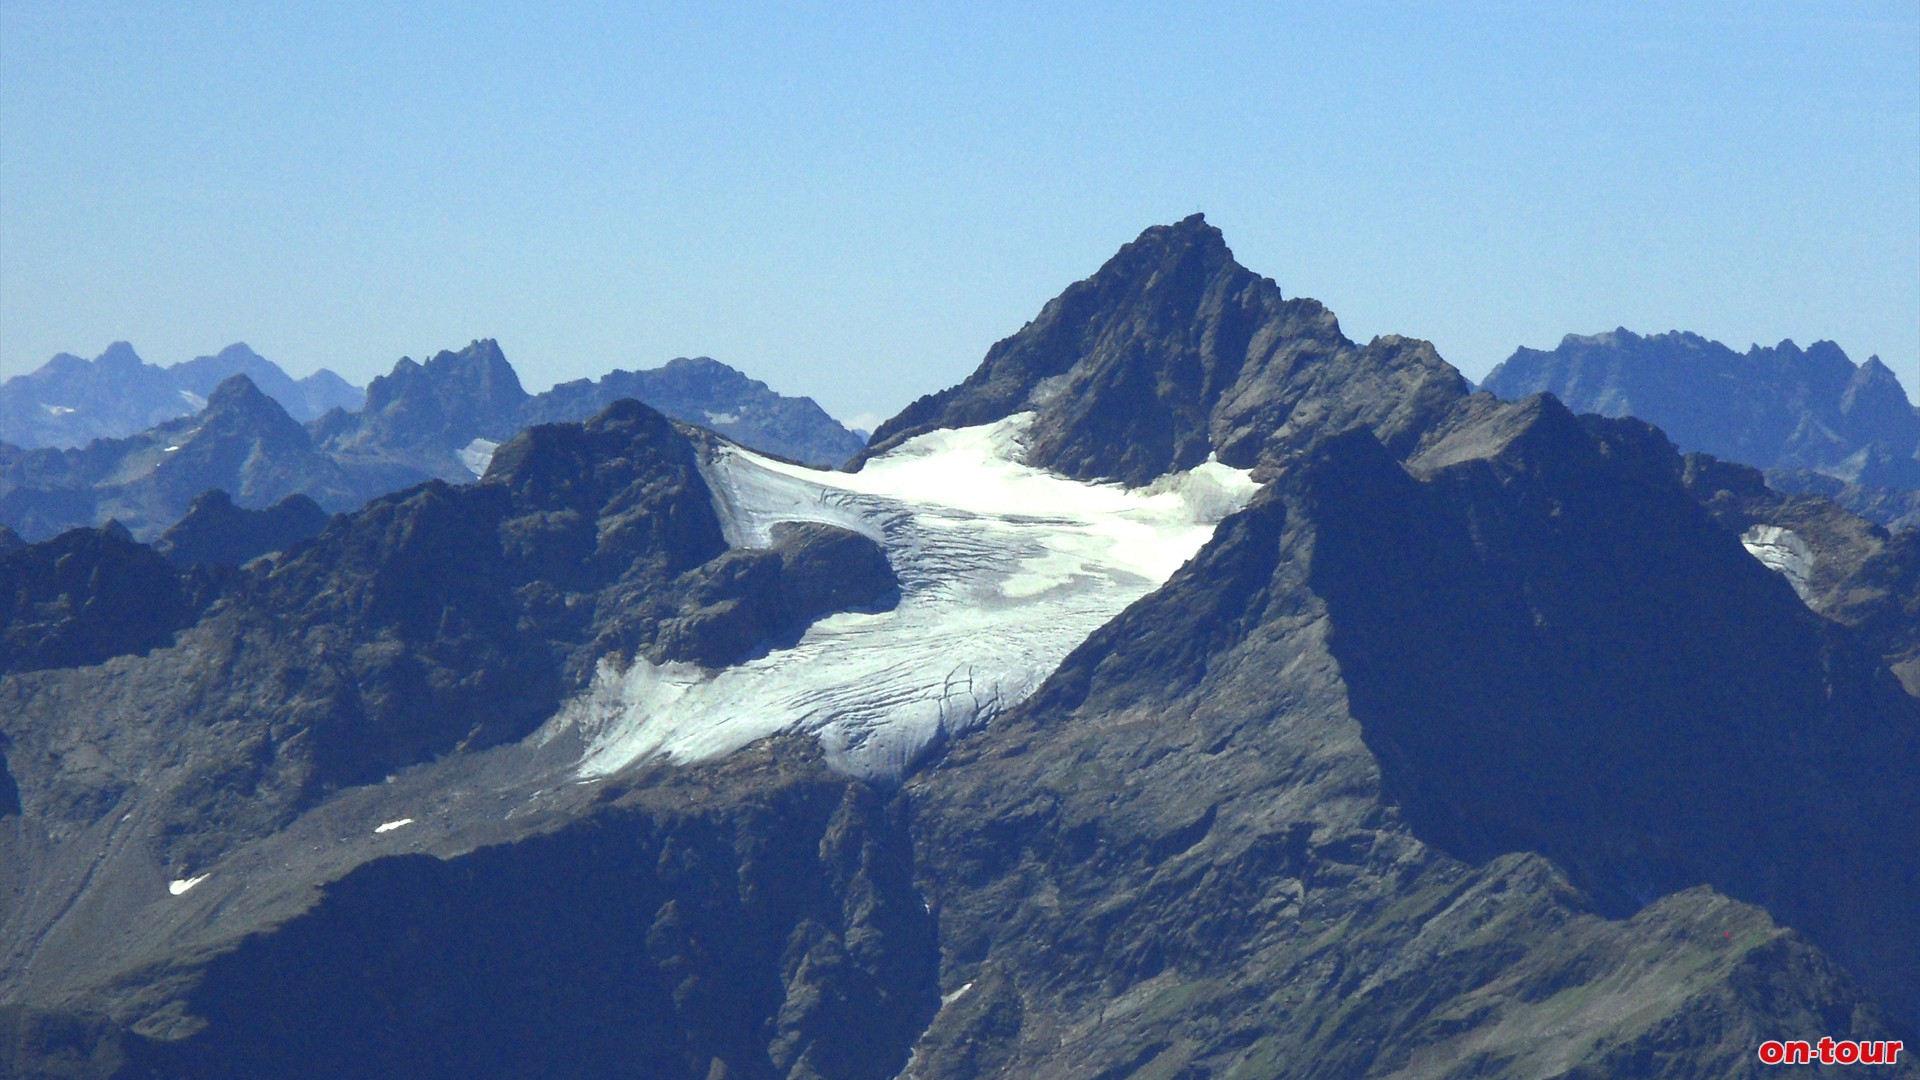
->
152, 490, 332, 569
901, 394, 1917, 1077
0, 521, 203, 676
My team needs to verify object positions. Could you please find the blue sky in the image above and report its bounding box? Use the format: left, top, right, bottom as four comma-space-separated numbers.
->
2, 2, 1915, 430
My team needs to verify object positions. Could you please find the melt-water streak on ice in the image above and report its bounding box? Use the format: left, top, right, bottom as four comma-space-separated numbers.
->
539, 414, 1258, 780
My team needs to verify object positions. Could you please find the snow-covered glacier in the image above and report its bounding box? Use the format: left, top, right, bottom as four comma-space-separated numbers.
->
539, 413, 1258, 780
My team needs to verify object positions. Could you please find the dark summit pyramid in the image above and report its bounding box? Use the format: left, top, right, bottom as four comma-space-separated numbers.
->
861, 214, 1470, 485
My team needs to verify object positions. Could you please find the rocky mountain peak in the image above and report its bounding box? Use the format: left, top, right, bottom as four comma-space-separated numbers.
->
333, 341, 531, 472
1842, 353, 1916, 424
488, 398, 695, 500
362, 339, 527, 417
96, 341, 145, 372
3, 341, 363, 450
653, 356, 753, 392
205, 371, 273, 412
171, 344, 291, 404
523, 354, 867, 468
425, 338, 527, 406
211, 342, 264, 364
154, 489, 330, 568
1087, 211, 1234, 291
0, 519, 195, 674
663, 355, 731, 372
859, 216, 1466, 485
196, 373, 312, 447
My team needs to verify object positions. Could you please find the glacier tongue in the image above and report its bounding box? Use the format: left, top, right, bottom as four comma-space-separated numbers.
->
543, 414, 1258, 781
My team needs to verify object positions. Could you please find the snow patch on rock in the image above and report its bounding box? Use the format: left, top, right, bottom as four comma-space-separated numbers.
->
168, 874, 209, 896
458, 438, 500, 478
1741, 524, 1814, 598
373, 818, 414, 834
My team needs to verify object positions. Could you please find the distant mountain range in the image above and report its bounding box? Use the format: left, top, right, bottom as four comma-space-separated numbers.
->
0, 342, 363, 448
314, 340, 866, 486
0, 374, 374, 542
1, 216, 1913, 1078
0, 342, 867, 543
1482, 329, 1920, 528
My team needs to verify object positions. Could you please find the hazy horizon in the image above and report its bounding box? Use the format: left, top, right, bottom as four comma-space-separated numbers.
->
16, 310, 1914, 435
